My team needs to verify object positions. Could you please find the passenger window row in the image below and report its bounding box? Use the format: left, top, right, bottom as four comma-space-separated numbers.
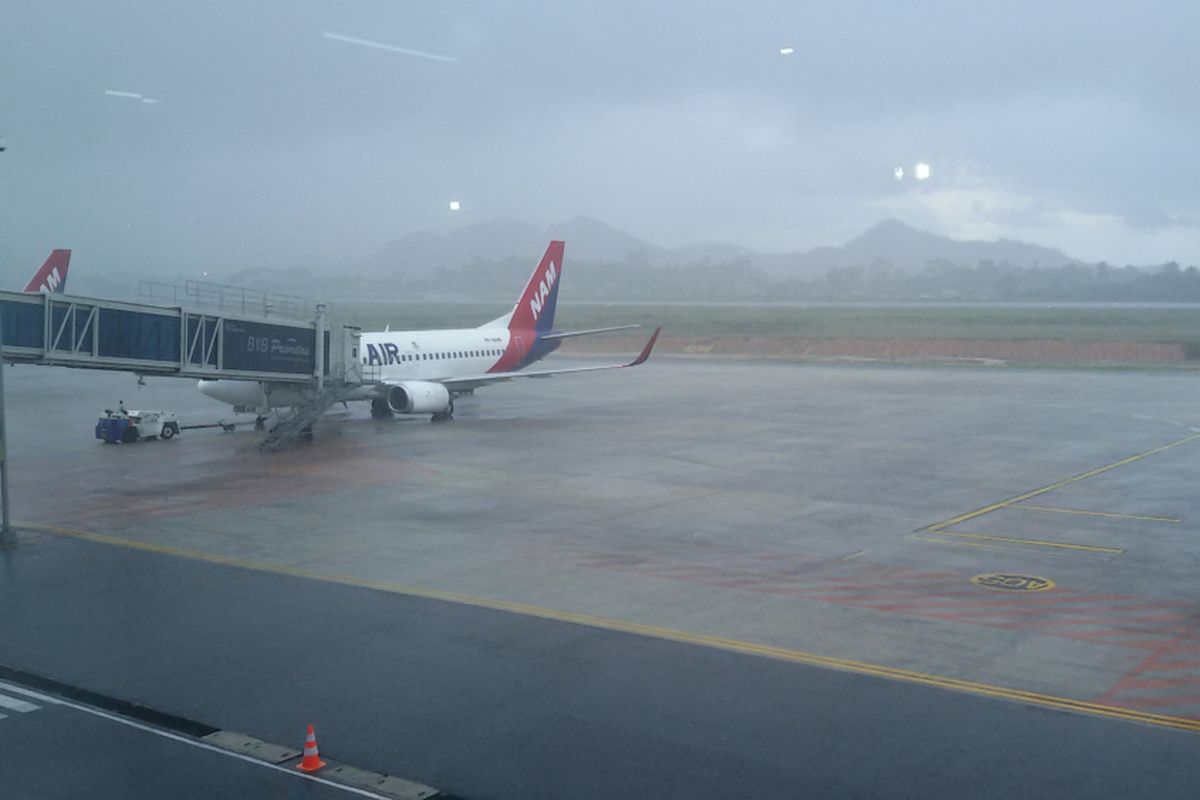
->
363, 348, 503, 365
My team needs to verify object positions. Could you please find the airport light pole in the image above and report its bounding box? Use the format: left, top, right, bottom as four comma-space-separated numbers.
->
0, 299, 12, 547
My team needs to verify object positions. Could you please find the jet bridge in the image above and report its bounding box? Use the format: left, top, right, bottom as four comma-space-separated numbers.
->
0, 289, 362, 386
0, 288, 364, 538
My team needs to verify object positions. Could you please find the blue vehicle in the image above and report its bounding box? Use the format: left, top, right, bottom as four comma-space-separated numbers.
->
95, 414, 135, 443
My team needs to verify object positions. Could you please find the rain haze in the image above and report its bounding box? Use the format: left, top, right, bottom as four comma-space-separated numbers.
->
2, 1, 1199, 278
9, 5, 1200, 798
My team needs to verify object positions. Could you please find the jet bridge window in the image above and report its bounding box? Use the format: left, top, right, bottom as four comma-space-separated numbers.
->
99, 308, 180, 362
0, 299, 44, 349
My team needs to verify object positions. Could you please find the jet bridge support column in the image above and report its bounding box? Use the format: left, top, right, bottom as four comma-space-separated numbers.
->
314, 303, 326, 391
0, 300, 12, 547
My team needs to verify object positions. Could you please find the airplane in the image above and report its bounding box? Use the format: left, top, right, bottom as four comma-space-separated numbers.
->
198, 241, 660, 422
22, 249, 71, 293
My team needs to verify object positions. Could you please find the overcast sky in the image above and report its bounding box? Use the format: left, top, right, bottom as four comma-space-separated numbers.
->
2, 1, 1198, 276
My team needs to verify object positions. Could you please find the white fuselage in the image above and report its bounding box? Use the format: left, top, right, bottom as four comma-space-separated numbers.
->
198, 325, 520, 411
357, 326, 514, 385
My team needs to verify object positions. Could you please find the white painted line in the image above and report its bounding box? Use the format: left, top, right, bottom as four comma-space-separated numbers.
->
1132, 414, 1154, 421
0, 681, 391, 798
0, 712, 7, 720
0, 692, 40, 713
0, 681, 61, 704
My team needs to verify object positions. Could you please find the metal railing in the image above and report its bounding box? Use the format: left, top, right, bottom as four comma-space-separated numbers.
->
140, 280, 322, 321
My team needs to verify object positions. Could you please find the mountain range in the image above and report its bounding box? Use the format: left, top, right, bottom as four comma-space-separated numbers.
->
0, 217, 1104, 301
367, 217, 1082, 281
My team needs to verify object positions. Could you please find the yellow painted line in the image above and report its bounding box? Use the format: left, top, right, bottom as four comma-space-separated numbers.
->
930, 529, 1123, 554
20, 521, 1200, 734
1007, 505, 1181, 523
913, 535, 1032, 553
929, 433, 1200, 531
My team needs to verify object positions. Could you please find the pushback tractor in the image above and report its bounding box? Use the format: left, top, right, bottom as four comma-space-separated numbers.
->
95, 409, 181, 444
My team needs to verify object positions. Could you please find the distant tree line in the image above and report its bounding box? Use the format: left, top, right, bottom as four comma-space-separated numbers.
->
363, 256, 1200, 303
818, 259, 1200, 303
216, 255, 1200, 304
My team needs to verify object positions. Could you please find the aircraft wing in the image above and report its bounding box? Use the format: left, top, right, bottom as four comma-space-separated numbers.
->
538, 324, 640, 340
438, 327, 660, 393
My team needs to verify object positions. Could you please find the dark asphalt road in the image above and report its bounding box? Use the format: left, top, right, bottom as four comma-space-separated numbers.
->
1, 533, 1197, 799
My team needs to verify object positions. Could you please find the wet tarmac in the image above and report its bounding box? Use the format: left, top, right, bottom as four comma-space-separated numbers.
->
3, 359, 1200, 796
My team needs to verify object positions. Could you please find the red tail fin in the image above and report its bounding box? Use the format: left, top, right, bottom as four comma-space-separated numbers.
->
23, 249, 71, 293
508, 241, 564, 336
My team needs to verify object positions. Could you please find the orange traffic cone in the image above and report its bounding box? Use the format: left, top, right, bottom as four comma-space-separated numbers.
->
297, 723, 327, 772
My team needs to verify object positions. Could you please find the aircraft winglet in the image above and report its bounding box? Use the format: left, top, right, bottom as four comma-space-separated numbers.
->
626, 327, 661, 367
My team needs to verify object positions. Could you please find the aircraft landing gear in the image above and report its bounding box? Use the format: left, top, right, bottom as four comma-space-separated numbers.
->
371, 398, 393, 418
431, 399, 454, 423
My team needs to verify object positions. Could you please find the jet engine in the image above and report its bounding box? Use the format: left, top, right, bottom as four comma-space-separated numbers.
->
386, 381, 452, 414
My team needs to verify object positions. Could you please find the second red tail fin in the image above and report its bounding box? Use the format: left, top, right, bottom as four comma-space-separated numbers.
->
23, 249, 71, 293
